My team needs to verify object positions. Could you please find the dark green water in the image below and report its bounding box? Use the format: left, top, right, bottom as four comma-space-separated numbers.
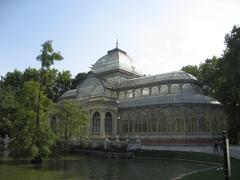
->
0, 155, 211, 180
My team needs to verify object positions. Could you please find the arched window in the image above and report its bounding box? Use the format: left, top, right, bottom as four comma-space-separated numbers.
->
160, 84, 169, 95
119, 91, 126, 100
105, 112, 112, 133
142, 87, 150, 96
126, 90, 134, 99
134, 88, 141, 98
170, 84, 180, 94
92, 112, 100, 133
151, 86, 159, 96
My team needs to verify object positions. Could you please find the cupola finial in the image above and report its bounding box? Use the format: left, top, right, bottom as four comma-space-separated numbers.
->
116, 39, 118, 48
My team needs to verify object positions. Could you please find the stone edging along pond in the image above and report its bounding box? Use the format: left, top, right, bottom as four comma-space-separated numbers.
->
71, 148, 223, 166
135, 156, 221, 166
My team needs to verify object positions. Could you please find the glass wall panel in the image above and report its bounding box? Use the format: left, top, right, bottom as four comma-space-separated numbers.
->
192, 84, 204, 94
170, 84, 180, 94
119, 91, 126, 100
160, 84, 169, 95
134, 88, 141, 98
151, 86, 159, 96
150, 114, 157, 132
126, 90, 134, 99
105, 89, 112, 97
142, 87, 150, 96
111, 91, 117, 98
182, 83, 193, 94
78, 77, 104, 98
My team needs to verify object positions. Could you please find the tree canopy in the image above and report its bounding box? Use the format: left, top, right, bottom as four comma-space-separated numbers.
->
9, 81, 55, 160
54, 100, 88, 152
182, 25, 240, 143
2, 40, 90, 162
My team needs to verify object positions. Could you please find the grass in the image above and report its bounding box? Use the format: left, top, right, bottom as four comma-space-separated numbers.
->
182, 158, 240, 180
135, 150, 240, 180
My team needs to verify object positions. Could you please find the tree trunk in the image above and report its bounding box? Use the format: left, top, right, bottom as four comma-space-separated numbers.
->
64, 111, 69, 153
34, 65, 44, 164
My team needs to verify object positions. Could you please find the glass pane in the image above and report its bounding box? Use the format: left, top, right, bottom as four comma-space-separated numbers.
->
105, 112, 112, 133
170, 84, 180, 94
78, 77, 104, 98
92, 112, 100, 133
160, 84, 169, 95
151, 86, 159, 96
105, 89, 112, 97
182, 83, 193, 94
192, 84, 203, 94
126, 90, 134, 99
119, 91, 126, 100
142, 87, 150, 96
111, 91, 117, 98
134, 88, 141, 98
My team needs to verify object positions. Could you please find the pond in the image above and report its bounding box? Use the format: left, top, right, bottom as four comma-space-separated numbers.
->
0, 155, 211, 180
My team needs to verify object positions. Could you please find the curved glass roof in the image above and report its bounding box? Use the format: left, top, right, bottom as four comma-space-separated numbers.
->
77, 76, 105, 98
92, 48, 142, 76
59, 89, 76, 99
118, 70, 197, 88
119, 94, 220, 108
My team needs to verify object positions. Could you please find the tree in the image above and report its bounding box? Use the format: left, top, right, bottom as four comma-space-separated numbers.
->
22, 67, 40, 83
55, 100, 88, 152
9, 81, 55, 160
0, 85, 16, 137
42, 68, 58, 100
53, 70, 72, 101
71, 72, 87, 89
198, 56, 222, 97
220, 25, 240, 143
3, 69, 23, 91
181, 65, 200, 79
34, 40, 63, 163
181, 25, 240, 143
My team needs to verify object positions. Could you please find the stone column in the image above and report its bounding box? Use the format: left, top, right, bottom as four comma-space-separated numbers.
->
113, 112, 117, 137
100, 110, 105, 138
88, 110, 93, 138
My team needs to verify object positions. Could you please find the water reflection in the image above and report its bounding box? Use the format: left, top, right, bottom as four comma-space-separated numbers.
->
0, 155, 211, 180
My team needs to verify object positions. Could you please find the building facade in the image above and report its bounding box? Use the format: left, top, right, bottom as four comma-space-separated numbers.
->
59, 46, 226, 145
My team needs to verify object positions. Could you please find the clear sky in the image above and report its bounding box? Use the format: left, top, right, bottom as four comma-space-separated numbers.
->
0, 0, 240, 77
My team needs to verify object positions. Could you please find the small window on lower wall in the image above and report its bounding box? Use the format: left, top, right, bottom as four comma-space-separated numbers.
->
142, 87, 150, 96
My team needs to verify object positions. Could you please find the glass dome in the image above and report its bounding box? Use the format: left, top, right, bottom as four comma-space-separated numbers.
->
77, 77, 105, 98
92, 48, 142, 76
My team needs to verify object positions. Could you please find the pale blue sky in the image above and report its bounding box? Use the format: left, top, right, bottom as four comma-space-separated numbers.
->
0, 0, 240, 77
